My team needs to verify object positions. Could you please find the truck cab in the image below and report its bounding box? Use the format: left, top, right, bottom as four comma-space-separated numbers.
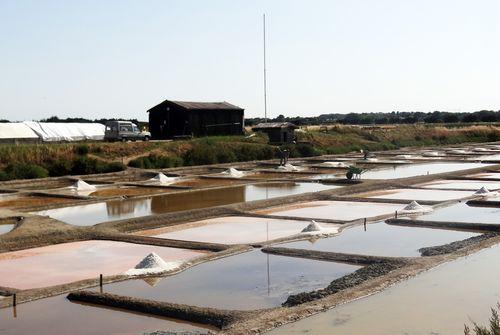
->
104, 121, 150, 142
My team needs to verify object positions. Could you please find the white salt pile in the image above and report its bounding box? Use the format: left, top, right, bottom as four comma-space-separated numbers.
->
72, 180, 96, 191
222, 168, 245, 178
449, 149, 468, 154
301, 220, 338, 236
399, 201, 432, 214
125, 252, 180, 276
149, 173, 177, 184
395, 154, 415, 159
277, 163, 301, 172
474, 148, 488, 152
322, 161, 348, 168
422, 151, 440, 157
474, 186, 497, 197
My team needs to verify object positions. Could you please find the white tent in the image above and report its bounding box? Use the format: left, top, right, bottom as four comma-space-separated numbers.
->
0, 123, 39, 140
23, 122, 105, 142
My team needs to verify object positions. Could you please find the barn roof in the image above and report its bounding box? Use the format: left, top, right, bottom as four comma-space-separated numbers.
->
148, 99, 243, 111
252, 122, 298, 130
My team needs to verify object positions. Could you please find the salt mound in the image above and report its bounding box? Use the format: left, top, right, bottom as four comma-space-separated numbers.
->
423, 151, 440, 157
73, 180, 96, 191
399, 201, 432, 214
474, 148, 488, 152
150, 173, 176, 184
277, 163, 301, 172
449, 149, 468, 154
125, 252, 180, 276
395, 154, 415, 159
366, 157, 379, 162
301, 220, 323, 233
474, 186, 497, 197
322, 161, 348, 168
222, 168, 245, 178
301, 220, 338, 236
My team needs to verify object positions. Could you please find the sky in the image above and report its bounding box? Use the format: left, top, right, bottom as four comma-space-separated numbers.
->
1, 0, 500, 121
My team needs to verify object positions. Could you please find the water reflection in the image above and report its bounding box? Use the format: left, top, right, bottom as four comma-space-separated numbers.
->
100, 250, 360, 310
38, 182, 336, 226
281, 221, 479, 257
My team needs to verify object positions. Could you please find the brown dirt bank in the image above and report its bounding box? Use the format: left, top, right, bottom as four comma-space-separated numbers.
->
67, 291, 255, 330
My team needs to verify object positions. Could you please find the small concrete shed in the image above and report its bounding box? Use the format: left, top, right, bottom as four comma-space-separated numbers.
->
252, 122, 298, 144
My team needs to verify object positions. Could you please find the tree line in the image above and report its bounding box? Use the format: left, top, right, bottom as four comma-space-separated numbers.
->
245, 110, 500, 126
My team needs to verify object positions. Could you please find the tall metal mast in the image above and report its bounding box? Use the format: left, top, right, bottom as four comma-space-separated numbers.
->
263, 13, 268, 123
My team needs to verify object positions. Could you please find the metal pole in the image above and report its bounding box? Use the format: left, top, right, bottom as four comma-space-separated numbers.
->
364, 218, 367, 231
263, 13, 268, 123
12, 293, 16, 307
395, 210, 398, 219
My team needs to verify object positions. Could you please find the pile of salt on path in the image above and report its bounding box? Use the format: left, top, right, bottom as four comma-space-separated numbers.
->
399, 200, 433, 214
301, 220, 338, 236
150, 173, 176, 184
222, 168, 245, 178
73, 179, 96, 191
125, 252, 180, 276
474, 186, 497, 197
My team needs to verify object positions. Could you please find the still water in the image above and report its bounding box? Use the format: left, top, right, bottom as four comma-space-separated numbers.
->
268, 243, 500, 335
36, 182, 336, 226
100, 250, 360, 310
279, 221, 478, 257
0, 294, 213, 335
361, 162, 491, 179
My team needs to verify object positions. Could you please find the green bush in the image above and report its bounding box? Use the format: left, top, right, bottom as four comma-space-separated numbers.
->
128, 154, 183, 169
71, 156, 97, 175
4, 163, 49, 179
96, 161, 125, 173
295, 143, 321, 157
74, 144, 89, 156
183, 143, 218, 166
70, 157, 125, 175
47, 159, 73, 177
0, 170, 10, 181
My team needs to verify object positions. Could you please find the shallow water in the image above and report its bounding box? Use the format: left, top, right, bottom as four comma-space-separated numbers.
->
0, 241, 207, 289
279, 221, 478, 257
361, 188, 475, 201
419, 179, 500, 190
0, 195, 75, 210
0, 294, 212, 335
246, 172, 319, 179
171, 177, 246, 188
36, 182, 336, 226
361, 162, 491, 179
100, 250, 360, 310
145, 216, 317, 244
0, 224, 14, 235
417, 202, 500, 224
262, 201, 406, 221
269, 243, 500, 335
467, 172, 500, 179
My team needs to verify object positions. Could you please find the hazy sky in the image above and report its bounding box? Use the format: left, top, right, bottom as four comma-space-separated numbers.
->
1, 0, 500, 121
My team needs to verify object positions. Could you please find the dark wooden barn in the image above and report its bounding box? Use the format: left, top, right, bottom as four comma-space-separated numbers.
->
147, 100, 244, 139
252, 122, 298, 144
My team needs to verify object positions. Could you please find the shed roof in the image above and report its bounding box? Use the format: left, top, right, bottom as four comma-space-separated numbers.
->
148, 100, 243, 111
252, 122, 298, 130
